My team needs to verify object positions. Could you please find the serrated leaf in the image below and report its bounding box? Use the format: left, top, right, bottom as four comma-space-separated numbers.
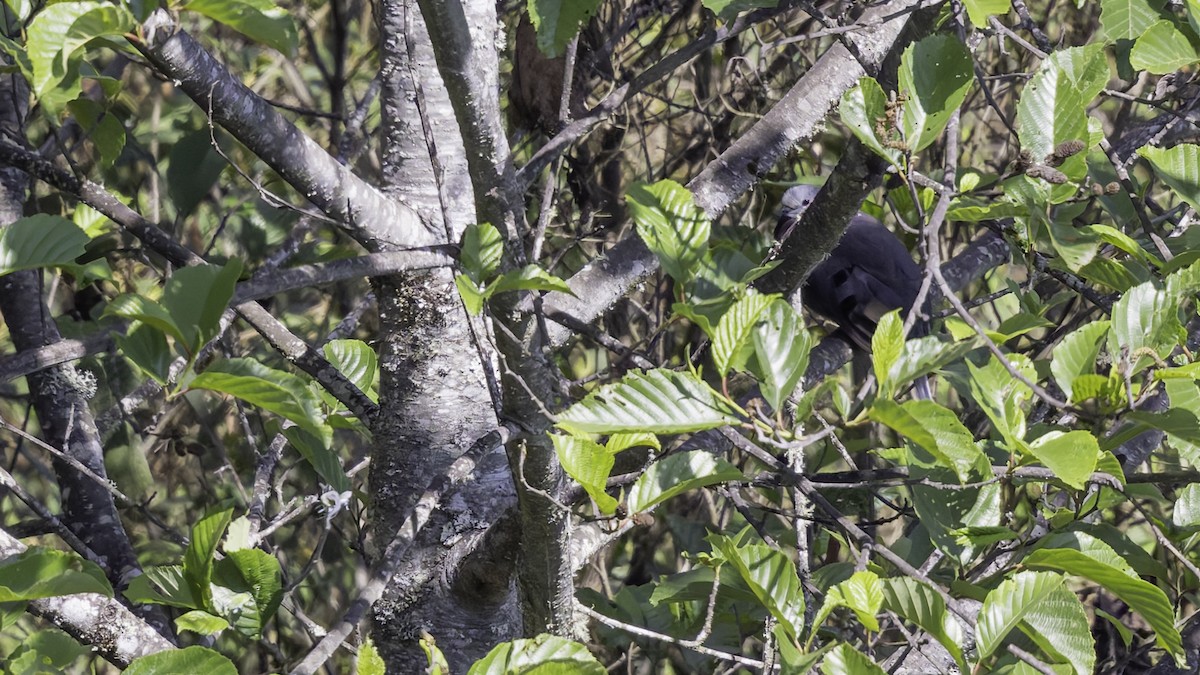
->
967, 353, 1034, 450
323, 339, 378, 404
123, 565, 199, 609
175, 610, 229, 636
455, 273, 487, 316
526, 0, 602, 58
491, 265, 572, 295
709, 532, 806, 640
26, 2, 134, 98
1109, 280, 1180, 375
1022, 579, 1095, 674
822, 643, 887, 674
183, 0, 298, 56
626, 180, 710, 284
1101, 0, 1167, 40
105, 294, 185, 346
898, 35, 974, 152
1175, 483, 1200, 526
1051, 321, 1110, 401
460, 222, 503, 284
872, 310, 905, 397
816, 570, 883, 633
869, 400, 985, 482
751, 299, 813, 410
212, 548, 282, 639
124, 646, 237, 675
627, 450, 743, 513
0, 215, 90, 276
552, 434, 618, 514
0, 548, 112, 601
881, 577, 965, 669
978, 571, 1066, 660
840, 77, 903, 165
190, 358, 326, 436
161, 259, 243, 354
281, 425, 350, 492
1026, 430, 1100, 490
1139, 144, 1200, 213
183, 507, 233, 611
1130, 20, 1200, 73
556, 369, 736, 435
359, 638, 387, 675
712, 289, 774, 376
67, 98, 125, 171
605, 432, 660, 454
466, 634, 605, 675
1024, 547, 1182, 665
1016, 44, 1109, 175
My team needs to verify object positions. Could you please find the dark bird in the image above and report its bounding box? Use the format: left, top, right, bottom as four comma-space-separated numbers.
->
777, 184, 932, 398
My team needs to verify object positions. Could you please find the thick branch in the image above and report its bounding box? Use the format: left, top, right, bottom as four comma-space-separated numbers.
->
132, 10, 434, 250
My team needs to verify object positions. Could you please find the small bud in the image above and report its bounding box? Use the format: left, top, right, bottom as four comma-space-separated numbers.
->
1106, 182, 1121, 194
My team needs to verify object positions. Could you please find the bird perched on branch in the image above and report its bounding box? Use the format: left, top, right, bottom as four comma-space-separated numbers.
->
776, 184, 932, 398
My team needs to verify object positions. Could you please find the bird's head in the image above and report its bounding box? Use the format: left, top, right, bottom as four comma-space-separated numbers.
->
775, 184, 822, 241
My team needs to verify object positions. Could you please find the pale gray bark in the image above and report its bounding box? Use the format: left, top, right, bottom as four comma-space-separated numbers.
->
369, 0, 518, 670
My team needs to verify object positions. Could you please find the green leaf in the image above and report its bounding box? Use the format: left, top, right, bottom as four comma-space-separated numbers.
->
1174, 483, 1200, 526
626, 180, 710, 284
751, 299, 813, 410
26, 2, 135, 98
822, 643, 887, 674
556, 369, 737, 435
124, 646, 237, 675
323, 339, 378, 405
167, 130, 228, 218
1021, 578, 1095, 674
605, 432, 660, 454
964, 0, 1011, 26
1016, 44, 1109, 174
183, 0, 298, 56
212, 548, 282, 639
880, 577, 965, 670
490, 265, 573, 295
0, 548, 112, 601
712, 289, 774, 376
1139, 144, 1200, 212
709, 532, 806, 640
898, 35, 974, 152
460, 222, 503, 284
281, 425, 350, 491
66, 99, 125, 171
525, 0, 603, 58
1050, 321, 1110, 401
1130, 20, 1200, 73
0, 215, 90, 276
190, 358, 326, 436
552, 434, 618, 514
466, 634, 605, 674
161, 259, 243, 353
1024, 547, 1182, 665
840, 77, 903, 165
455, 273, 487, 316
815, 570, 883, 632
175, 610, 229, 636
869, 400, 985, 483
106, 293, 185, 346
183, 507, 233, 611
872, 310, 905, 397
627, 450, 743, 513
1026, 430, 1100, 490
967, 353, 1034, 450
1101, 0, 1167, 40
359, 638, 388, 675
123, 565, 200, 609
977, 571, 1065, 660
1109, 280, 1180, 374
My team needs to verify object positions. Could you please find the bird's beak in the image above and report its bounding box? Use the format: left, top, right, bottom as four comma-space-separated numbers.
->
775, 214, 799, 242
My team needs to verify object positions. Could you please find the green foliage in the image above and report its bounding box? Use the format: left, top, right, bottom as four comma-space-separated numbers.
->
124, 646, 238, 675
0, 215, 90, 276
526, 0, 602, 58
455, 223, 572, 315
0, 548, 112, 601
466, 634, 605, 674
182, 0, 299, 56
